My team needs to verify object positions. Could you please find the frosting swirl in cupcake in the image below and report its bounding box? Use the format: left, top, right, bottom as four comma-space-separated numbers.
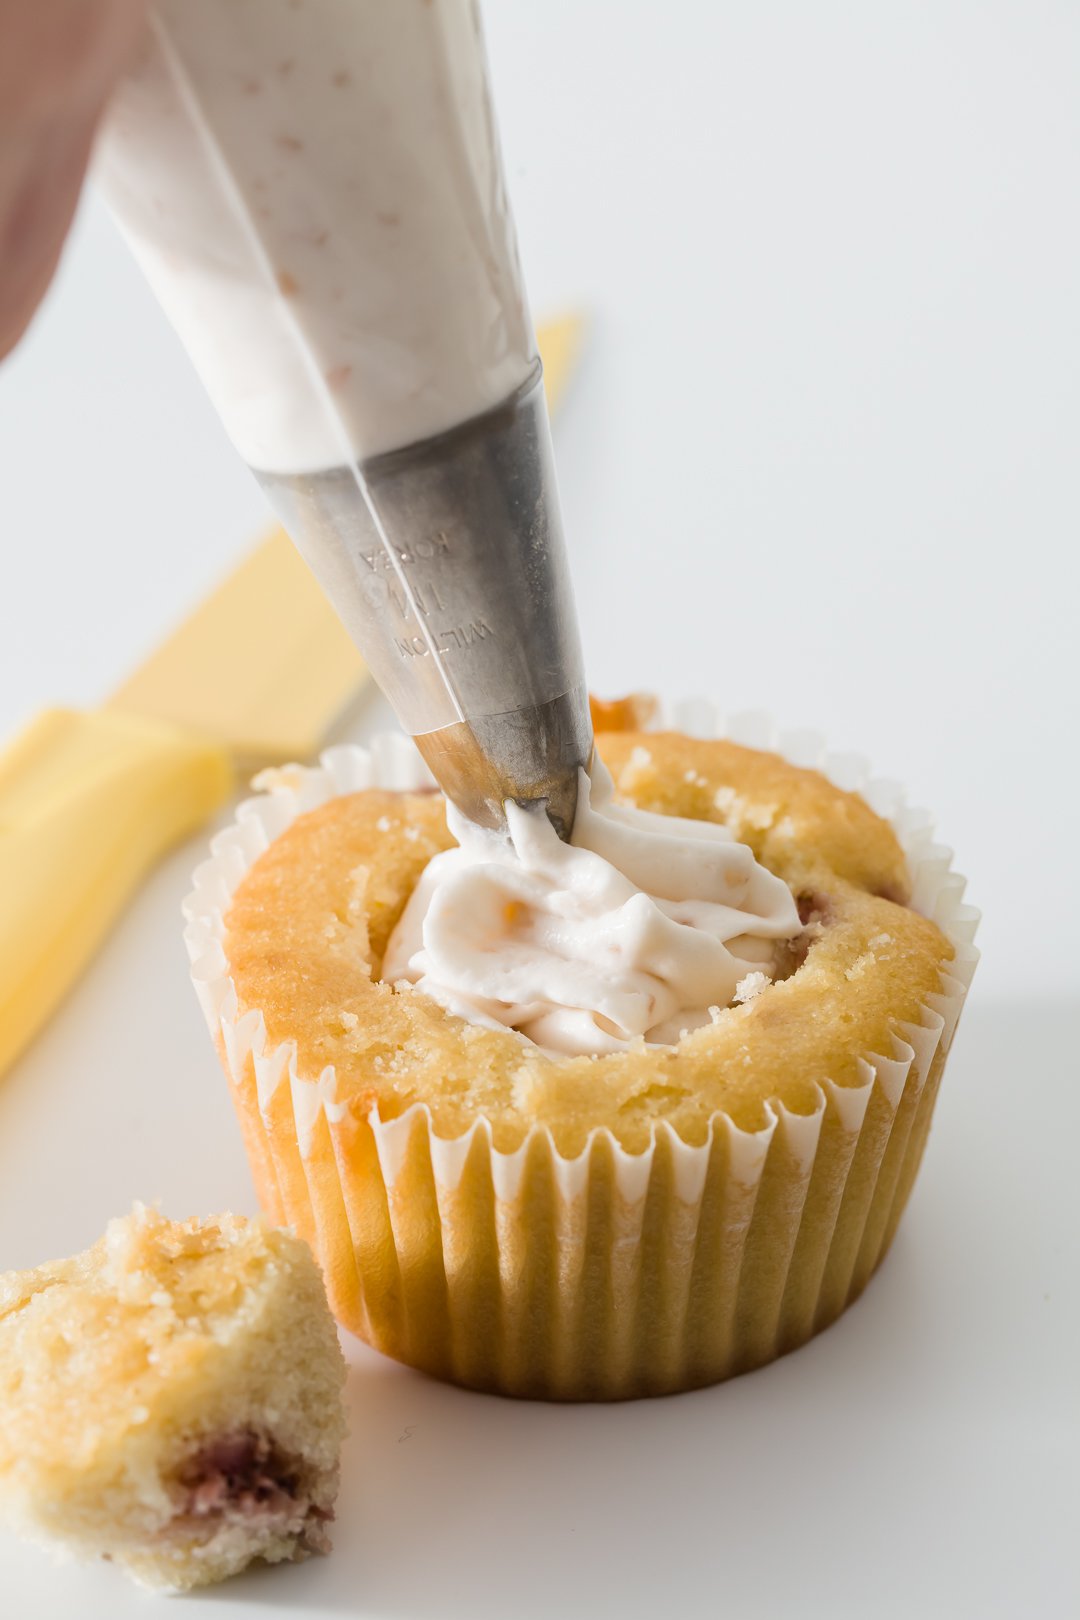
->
382, 759, 802, 1056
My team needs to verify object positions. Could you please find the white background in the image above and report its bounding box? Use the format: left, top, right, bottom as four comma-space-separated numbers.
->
0, 2, 1076, 1616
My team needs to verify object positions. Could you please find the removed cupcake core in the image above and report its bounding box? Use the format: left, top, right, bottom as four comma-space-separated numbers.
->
0, 1207, 346, 1591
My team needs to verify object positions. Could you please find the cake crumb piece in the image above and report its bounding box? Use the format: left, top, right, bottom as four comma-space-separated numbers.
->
251, 765, 306, 794
733, 971, 771, 1004
0, 1207, 346, 1594
617, 745, 656, 795
745, 802, 778, 832
845, 952, 876, 981
511, 1071, 540, 1110
589, 692, 658, 733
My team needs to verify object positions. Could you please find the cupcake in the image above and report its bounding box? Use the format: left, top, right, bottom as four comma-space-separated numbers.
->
184, 707, 978, 1400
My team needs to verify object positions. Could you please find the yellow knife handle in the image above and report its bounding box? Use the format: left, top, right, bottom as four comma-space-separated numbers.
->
0, 708, 233, 1078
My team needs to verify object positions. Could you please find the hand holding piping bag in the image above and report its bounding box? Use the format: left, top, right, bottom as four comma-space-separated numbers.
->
0, 0, 147, 358
1, 0, 590, 1076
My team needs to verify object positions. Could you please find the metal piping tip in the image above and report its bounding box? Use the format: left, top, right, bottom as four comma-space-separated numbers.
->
414, 686, 593, 841
256, 365, 593, 839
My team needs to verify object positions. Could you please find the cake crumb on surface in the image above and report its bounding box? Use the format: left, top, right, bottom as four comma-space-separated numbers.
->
845, 952, 877, 981
733, 972, 771, 1004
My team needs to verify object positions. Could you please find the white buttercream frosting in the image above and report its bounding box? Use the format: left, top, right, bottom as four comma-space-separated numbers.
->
381, 761, 803, 1057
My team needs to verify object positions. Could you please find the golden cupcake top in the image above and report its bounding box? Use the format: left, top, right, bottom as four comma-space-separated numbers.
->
223, 730, 953, 1154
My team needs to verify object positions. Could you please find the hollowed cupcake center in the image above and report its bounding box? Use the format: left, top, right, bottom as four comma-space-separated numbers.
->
381, 758, 804, 1057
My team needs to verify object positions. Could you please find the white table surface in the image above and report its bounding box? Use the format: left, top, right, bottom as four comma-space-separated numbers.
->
1, 2, 1077, 1614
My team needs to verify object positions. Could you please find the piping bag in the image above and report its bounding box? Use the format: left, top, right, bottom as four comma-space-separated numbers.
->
95, 0, 592, 837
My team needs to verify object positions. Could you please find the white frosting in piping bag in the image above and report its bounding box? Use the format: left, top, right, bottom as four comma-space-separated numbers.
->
382, 761, 803, 1056
95, 0, 534, 473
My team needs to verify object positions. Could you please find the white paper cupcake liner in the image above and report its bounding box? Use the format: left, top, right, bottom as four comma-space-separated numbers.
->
183, 709, 979, 1399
